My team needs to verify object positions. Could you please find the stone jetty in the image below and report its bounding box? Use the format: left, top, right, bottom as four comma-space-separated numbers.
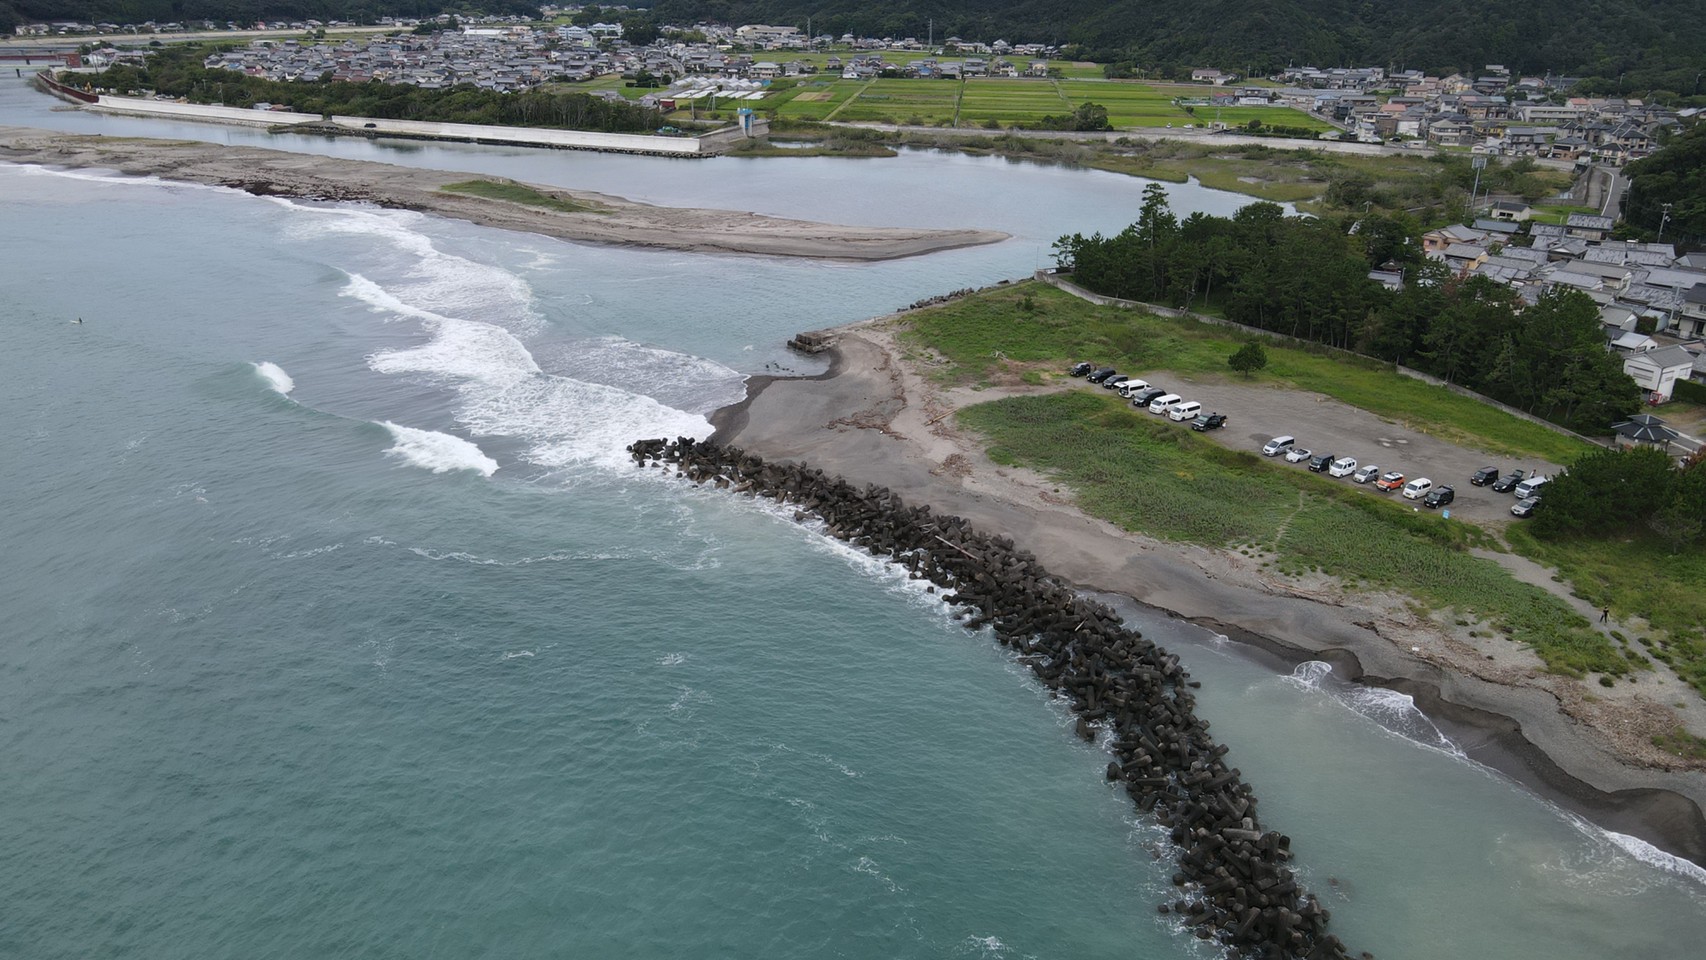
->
631, 436, 1363, 960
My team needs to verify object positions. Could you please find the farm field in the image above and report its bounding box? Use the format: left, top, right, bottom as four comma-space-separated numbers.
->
774, 79, 864, 119
956, 78, 1071, 125
830, 78, 960, 123
1056, 80, 1193, 127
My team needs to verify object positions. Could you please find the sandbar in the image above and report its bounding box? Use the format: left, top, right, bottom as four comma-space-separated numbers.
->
0, 125, 1008, 260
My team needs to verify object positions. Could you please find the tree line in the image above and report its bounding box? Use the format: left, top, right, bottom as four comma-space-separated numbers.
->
649, 0, 1706, 96
1053, 187, 1641, 433
80, 44, 666, 133
0, 2, 544, 36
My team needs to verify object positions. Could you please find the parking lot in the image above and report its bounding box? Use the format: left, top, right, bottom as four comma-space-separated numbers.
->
1090, 371, 1570, 525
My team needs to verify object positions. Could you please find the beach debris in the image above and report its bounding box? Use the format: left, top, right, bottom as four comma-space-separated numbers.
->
629, 436, 1361, 960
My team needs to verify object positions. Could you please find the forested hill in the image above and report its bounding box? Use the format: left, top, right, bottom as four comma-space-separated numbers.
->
651, 0, 1706, 90
0, 1, 542, 35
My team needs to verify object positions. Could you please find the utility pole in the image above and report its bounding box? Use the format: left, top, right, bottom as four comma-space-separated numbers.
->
1469, 156, 1486, 219
928, 19, 934, 50
1658, 202, 1673, 242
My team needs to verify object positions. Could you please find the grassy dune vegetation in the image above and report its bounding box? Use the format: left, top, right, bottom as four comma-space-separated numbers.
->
439, 180, 605, 214
957, 391, 1625, 679
903, 282, 1590, 463
895, 282, 1649, 681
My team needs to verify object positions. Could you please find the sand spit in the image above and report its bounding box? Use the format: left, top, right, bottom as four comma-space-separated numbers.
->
710, 325, 1706, 867
0, 126, 1008, 261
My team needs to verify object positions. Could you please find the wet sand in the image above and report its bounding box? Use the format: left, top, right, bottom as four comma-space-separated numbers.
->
710, 325, 1706, 866
0, 126, 1008, 260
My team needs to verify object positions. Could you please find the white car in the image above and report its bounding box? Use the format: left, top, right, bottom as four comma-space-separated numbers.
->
1328, 456, 1358, 478
1284, 447, 1312, 464
1351, 464, 1381, 484
1116, 379, 1152, 398
1402, 477, 1434, 500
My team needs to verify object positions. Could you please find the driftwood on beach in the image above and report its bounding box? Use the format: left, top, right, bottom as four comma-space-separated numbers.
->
631, 435, 1364, 960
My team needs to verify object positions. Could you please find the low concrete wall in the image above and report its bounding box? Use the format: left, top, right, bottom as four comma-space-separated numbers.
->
326, 114, 705, 155
1034, 269, 1606, 448
83, 93, 755, 156
90, 95, 320, 127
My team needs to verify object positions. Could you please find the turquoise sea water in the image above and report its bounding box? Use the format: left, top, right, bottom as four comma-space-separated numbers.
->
3, 78, 1705, 958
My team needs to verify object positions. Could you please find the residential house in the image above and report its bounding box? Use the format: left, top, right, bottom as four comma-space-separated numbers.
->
1624, 345, 1698, 401
1564, 213, 1615, 242
1489, 200, 1532, 222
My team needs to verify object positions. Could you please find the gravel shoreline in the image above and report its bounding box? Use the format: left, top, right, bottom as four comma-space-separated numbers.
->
0, 126, 1008, 261
711, 326, 1706, 867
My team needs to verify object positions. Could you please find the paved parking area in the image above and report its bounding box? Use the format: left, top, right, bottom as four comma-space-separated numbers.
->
1099, 372, 1569, 525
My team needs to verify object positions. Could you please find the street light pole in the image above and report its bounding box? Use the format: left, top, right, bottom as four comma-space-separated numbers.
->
1658, 202, 1673, 242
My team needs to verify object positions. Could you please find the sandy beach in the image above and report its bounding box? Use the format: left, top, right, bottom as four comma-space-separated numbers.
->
0, 126, 1008, 261
711, 321, 1706, 866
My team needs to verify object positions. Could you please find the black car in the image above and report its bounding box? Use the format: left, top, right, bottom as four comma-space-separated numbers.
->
1190, 413, 1228, 431
1490, 469, 1527, 493
1470, 466, 1499, 486
1102, 374, 1131, 389
1307, 452, 1336, 472
1423, 485, 1455, 509
1087, 367, 1117, 383
1129, 387, 1167, 407
1070, 362, 1093, 377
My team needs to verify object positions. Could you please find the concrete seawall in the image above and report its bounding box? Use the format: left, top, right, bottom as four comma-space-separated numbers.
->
57, 82, 766, 157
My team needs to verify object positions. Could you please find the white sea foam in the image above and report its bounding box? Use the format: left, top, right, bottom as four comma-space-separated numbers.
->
292, 206, 542, 335
550, 335, 749, 415
348, 272, 712, 468
1603, 830, 1706, 885
380, 422, 499, 476
1285, 660, 1334, 690
10, 163, 230, 193
657, 653, 687, 666
501, 650, 536, 660
253, 361, 295, 396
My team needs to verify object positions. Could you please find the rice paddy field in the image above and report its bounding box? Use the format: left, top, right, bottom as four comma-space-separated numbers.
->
830, 78, 962, 123
956, 79, 1072, 125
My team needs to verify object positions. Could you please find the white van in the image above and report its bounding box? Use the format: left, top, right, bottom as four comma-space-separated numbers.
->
1328, 456, 1358, 478
1261, 435, 1296, 457
1401, 477, 1434, 500
1513, 475, 1550, 499
1167, 400, 1203, 422
1148, 393, 1183, 415
1117, 379, 1152, 398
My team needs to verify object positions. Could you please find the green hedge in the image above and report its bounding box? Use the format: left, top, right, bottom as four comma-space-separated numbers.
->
1674, 377, 1706, 405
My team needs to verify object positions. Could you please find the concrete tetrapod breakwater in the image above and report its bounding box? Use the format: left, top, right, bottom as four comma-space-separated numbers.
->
630, 436, 1365, 960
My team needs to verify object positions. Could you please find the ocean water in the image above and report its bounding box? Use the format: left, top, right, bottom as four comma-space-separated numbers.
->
3, 78, 1706, 958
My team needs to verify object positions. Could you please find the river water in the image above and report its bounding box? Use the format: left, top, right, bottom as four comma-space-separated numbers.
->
2, 77, 1704, 958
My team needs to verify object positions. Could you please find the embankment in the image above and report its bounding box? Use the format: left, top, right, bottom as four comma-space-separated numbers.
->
630, 436, 1360, 959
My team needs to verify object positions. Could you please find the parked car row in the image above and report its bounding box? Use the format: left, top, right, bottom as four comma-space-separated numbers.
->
1470, 464, 1549, 517
1259, 434, 1460, 507
1071, 362, 1229, 433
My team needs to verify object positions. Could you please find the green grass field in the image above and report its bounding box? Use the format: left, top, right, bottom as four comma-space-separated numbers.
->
1057, 80, 1191, 127
831, 78, 961, 123
901, 282, 1592, 464
954, 78, 1070, 125
956, 391, 1625, 679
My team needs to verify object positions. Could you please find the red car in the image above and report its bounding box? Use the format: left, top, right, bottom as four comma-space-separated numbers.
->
1374, 471, 1406, 491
